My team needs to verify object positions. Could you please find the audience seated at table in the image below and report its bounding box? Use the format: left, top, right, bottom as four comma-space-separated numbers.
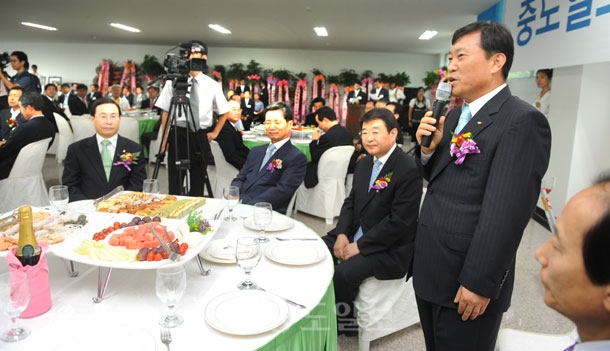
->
321, 108, 422, 334
109, 84, 131, 112
62, 98, 146, 201
0, 86, 26, 140
69, 84, 90, 116
304, 106, 353, 188
216, 100, 250, 170
231, 102, 306, 214
0, 92, 55, 179
303, 97, 326, 127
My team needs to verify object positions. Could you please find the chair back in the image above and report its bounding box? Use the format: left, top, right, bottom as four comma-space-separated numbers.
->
317, 145, 354, 180
209, 141, 239, 198
70, 115, 96, 142
10, 138, 52, 178
117, 117, 140, 144
53, 113, 74, 162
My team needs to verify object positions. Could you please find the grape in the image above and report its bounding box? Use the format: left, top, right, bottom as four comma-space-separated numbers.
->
137, 249, 148, 261
142, 216, 151, 223
138, 220, 145, 225
153, 216, 161, 222
132, 216, 141, 223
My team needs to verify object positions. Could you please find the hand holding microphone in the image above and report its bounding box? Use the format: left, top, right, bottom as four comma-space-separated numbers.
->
419, 82, 452, 148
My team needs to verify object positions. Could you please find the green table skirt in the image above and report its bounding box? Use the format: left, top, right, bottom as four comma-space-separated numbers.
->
137, 118, 158, 158
243, 139, 312, 162
258, 282, 337, 351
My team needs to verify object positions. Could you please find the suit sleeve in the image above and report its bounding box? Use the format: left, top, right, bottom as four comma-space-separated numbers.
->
247, 150, 306, 206
125, 144, 147, 191
62, 144, 87, 202
458, 110, 551, 299
231, 149, 258, 195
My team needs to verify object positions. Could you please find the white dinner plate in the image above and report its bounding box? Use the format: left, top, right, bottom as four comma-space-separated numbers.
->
205, 290, 288, 335
55, 325, 156, 351
265, 240, 326, 265
243, 216, 294, 232
65, 199, 96, 213
200, 239, 237, 264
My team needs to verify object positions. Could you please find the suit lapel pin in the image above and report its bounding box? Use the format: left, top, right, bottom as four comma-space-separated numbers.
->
477, 121, 482, 125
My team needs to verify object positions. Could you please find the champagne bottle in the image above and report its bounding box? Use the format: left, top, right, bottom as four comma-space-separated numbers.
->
16, 205, 41, 266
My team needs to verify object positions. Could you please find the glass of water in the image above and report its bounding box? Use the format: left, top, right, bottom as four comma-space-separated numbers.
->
142, 179, 160, 194
48, 185, 69, 211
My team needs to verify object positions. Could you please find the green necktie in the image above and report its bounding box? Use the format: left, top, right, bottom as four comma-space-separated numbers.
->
101, 139, 112, 180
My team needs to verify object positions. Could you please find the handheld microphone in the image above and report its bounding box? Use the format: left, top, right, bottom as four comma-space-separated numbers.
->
420, 81, 452, 148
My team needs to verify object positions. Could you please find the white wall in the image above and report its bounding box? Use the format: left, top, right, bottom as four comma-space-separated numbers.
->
1, 41, 439, 88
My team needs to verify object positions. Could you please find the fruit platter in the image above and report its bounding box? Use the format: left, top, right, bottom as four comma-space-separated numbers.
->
52, 213, 220, 269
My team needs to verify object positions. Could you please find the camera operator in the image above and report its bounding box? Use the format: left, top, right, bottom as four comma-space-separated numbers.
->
0, 51, 39, 93
156, 40, 230, 196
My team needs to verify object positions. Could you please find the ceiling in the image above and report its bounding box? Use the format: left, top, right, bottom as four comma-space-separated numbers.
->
1, 0, 499, 55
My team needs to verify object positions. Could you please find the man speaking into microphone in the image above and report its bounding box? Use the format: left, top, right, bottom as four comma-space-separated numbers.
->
156, 40, 230, 196
413, 22, 552, 350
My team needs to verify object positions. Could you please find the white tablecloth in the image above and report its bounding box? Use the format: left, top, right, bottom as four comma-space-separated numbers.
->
0, 199, 335, 350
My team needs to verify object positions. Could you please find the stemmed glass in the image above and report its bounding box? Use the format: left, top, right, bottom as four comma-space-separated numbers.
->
48, 185, 69, 211
0, 272, 31, 342
155, 264, 187, 328
223, 186, 239, 221
142, 179, 160, 194
235, 237, 261, 290
253, 202, 273, 243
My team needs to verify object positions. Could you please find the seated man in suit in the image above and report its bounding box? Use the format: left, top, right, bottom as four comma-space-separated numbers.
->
62, 98, 147, 201
87, 84, 103, 105
303, 97, 325, 127
216, 100, 250, 170
535, 174, 610, 349
69, 84, 90, 116
322, 108, 422, 333
231, 102, 307, 214
0, 92, 55, 179
0, 86, 25, 140
140, 86, 162, 159
109, 84, 131, 112
304, 106, 353, 188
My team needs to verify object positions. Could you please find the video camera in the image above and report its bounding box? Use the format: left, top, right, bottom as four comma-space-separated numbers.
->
163, 42, 207, 76
0, 52, 10, 70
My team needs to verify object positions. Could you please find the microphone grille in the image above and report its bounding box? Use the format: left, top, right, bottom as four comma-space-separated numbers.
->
435, 82, 452, 101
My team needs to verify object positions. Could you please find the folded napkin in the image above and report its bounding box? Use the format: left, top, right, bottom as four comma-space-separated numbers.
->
6, 242, 52, 318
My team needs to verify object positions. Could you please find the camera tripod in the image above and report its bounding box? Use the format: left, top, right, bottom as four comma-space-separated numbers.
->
151, 80, 213, 198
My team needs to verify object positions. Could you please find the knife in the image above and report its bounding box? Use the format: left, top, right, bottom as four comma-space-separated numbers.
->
0, 210, 18, 230
93, 185, 124, 206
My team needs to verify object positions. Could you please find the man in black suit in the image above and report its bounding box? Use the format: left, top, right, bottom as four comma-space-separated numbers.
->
216, 100, 250, 170
140, 86, 162, 159
234, 79, 250, 97
0, 92, 55, 179
241, 90, 255, 126
369, 78, 389, 102
87, 84, 102, 105
346, 82, 367, 105
304, 106, 353, 188
44, 83, 62, 110
140, 86, 161, 113
0, 87, 25, 140
303, 97, 325, 127
62, 98, 147, 201
69, 84, 90, 116
57, 83, 72, 110
231, 102, 307, 214
414, 22, 552, 350
322, 108, 422, 333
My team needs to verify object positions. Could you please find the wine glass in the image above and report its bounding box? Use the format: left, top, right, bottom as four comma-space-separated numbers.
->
0, 272, 31, 342
235, 237, 261, 290
253, 202, 273, 243
142, 179, 160, 194
155, 264, 187, 328
223, 186, 239, 221
48, 185, 69, 211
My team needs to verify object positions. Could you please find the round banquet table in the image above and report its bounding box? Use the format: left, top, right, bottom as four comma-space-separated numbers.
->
0, 199, 337, 351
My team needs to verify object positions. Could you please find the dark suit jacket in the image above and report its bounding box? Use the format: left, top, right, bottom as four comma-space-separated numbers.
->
140, 98, 162, 115
42, 97, 70, 133
231, 140, 306, 214
304, 112, 318, 127
0, 116, 55, 179
413, 86, 552, 314
304, 124, 353, 188
69, 96, 89, 116
370, 87, 389, 101
0, 109, 22, 140
234, 85, 250, 96
258, 87, 269, 107
325, 147, 422, 280
241, 98, 255, 121
87, 91, 102, 105
346, 90, 367, 104
62, 135, 147, 201
216, 120, 250, 170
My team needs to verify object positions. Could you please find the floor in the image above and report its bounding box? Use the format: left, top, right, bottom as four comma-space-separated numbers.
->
43, 139, 575, 350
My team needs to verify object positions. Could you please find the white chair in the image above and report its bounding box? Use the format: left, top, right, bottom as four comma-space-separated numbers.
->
148, 126, 167, 165
496, 327, 578, 351
53, 113, 74, 163
345, 173, 354, 196
209, 140, 239, 199
285, 184, 299, 218
118, 117, 140, 144
295, 145, 354, 224
0, 138, 52, 212
70, 115, 95, 142
354, 277, 420, 351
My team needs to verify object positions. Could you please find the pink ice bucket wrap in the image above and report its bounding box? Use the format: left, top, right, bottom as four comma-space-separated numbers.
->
6, 242, 52, 318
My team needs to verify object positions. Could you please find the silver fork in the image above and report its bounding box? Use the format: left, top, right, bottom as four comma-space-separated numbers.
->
160, 327, 172, 351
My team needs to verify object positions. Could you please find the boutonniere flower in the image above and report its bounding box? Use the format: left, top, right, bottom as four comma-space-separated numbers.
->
449, 132, 480, 165
266, 159, 283, 173
371, 172, 393, 192
113, 150, 140, 171
6, 117, 17, 129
